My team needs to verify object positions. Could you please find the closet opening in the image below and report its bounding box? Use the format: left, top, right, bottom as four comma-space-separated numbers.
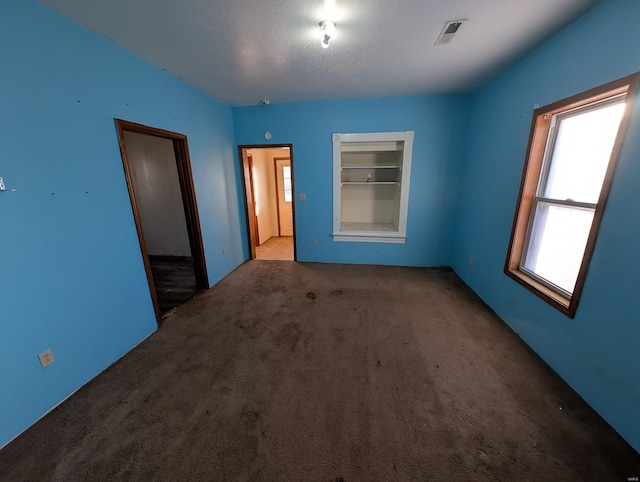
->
115, 119, 209, 323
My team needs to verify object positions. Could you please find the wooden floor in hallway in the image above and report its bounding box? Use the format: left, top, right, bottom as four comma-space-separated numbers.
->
149, 255, 197, 313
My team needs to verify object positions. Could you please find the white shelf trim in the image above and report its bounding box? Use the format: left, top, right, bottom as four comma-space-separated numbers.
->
332, 231, 407, 244
341, 181, 399, 186
340, 222, 397, 232
333, 131, 414, 244
341, 165, 400, 170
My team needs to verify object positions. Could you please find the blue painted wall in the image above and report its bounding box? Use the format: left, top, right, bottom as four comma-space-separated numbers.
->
2, 0, 638, 456
451, 0, 640, 452
0, 0, 244, 447
233, 95, 470, 266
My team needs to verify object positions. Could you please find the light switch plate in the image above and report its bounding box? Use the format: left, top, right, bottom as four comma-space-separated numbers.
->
298, 193, 306, 200
0, 177, 5, 191
38, 349, 55, 368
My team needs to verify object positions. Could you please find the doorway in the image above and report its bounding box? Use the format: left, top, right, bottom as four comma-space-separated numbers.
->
115, 119, 209, 323
239, 145, 296, 261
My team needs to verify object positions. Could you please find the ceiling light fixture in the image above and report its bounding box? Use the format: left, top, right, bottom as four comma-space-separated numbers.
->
319, 20, 336, 49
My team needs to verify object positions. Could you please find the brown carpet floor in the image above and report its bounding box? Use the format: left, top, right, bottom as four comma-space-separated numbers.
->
1, 261, 638, 481
256, 236, 294, 260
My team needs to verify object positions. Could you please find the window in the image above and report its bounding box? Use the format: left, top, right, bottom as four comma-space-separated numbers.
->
282, 165, 292, 203
505, 73, 639, 317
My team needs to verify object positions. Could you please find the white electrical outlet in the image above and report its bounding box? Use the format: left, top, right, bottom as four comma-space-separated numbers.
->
38, 349, 55, 368
0, 177, 5, 191
223, 249, 228, 256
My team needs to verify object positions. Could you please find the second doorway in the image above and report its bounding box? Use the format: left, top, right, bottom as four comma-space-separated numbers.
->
240, 145, 296, 261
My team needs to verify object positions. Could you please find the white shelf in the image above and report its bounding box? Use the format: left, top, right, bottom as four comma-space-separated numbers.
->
341, 182, 399, 186
341, 165, 400, 170
341, 222, 397, 232
340, 142, 404, 152
333, 222, 406, 243
333, 131, 414, 244
333, 234, 406, 243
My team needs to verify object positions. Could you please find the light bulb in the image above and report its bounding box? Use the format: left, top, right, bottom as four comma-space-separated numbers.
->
319, 20, 336, 49
321, 20, 336, 36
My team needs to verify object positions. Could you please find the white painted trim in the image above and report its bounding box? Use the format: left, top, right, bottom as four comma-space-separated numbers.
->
334, 131, 412, 143
332, 131, 414, 244
332, 233, 407, 244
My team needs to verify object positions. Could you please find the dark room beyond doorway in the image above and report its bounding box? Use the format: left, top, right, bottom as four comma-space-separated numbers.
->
116, 120, 209, 321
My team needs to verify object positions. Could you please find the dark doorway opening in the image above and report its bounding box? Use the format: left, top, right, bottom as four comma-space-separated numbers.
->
116, 119, 209, 323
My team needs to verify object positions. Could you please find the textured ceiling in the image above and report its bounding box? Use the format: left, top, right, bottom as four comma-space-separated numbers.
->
38, 0, 599, 106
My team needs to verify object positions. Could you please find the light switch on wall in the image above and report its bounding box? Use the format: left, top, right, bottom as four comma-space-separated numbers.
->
298, 193, 306, 200
38, 349, 55, 368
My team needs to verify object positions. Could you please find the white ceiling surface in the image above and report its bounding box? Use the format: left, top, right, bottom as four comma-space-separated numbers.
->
38, 0, 599, 106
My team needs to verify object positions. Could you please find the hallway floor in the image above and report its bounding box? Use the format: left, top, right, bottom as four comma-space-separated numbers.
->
255, 236, 294, 260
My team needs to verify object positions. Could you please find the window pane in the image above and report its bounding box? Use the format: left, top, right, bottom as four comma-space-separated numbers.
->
523, 202, 594, 294
544, 102, 625, 203
284, 177, 292, 202
282, 166, 291, 179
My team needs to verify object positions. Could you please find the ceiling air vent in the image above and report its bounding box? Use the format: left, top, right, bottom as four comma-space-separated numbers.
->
435, 19, 466, 45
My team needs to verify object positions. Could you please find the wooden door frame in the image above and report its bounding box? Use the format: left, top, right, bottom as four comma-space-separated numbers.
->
273, 157, 291, 236
240, 148, 258, 259
247, 153, 260, 247
238, 144, 297, 261
115, 119, 209, 323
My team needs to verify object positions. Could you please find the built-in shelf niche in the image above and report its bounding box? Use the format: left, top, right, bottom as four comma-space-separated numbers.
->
332, 131, 414, 243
